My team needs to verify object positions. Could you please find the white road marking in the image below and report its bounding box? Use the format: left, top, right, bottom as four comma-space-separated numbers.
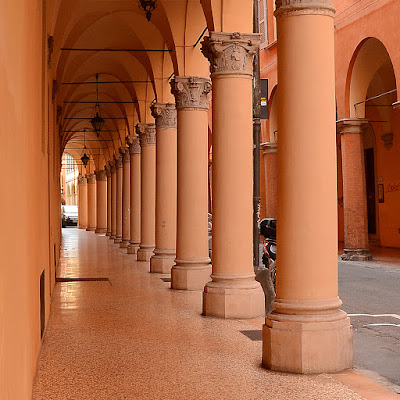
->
364, 323, 400, 327
348, 313, 400, 320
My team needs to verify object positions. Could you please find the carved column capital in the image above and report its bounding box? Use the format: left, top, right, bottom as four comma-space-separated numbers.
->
201, 32, 260, 79
122, 147, 130, 162
95, 169, 107, 181
78, 175, 87, 186
86, 173, 96, 184
108, 160, 117, 174
127, 135, 141, 154
114, 153, 123, 168
170, 76, 212, 110
275, 0, 335, 18
138, 123, 156, 147
336, 119, 369, 135
150, 103, 177, 130
105, 165, 112, 178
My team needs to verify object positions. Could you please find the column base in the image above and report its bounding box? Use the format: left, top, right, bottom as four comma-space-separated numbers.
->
341, 248, 372, 261
106, 232, 111, 237
262, 298, 353, 374
114, 236, 122, 244
203, 274, 265, 318
95, 228, 107, 234
150, 250, 176, 274
78, 225, 87, 230
127, 243, 140, 255
120, 239, 129, 248
86, 226, 96, 231
137, 246, 155, 262
171, 259, 212, 291
110, 233, 116, 240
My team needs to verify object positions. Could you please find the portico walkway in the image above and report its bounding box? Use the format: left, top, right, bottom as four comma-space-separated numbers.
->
32, 228, 391, 399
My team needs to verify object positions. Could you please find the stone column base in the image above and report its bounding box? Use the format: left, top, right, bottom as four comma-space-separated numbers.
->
150, 250, 176, 274
341, 248, 372, 261
78, 225, 87, 230
137, 246, 155, 261
203, 275, 265, 318
114, 236, 122, 244
120, 239, 129, 248
127, 243, 140, 255
95, 228, 107, 234
262, 299, 353, 373
171, 260, 212, 291
110, 233, 116, 240
106, 232, 111, 236
86, 226, 96, 231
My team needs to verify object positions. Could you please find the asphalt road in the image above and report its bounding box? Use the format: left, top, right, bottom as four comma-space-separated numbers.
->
339, 260, 400, 394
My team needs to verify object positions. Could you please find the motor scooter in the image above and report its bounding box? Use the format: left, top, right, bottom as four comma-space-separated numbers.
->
259, 218, 276, 289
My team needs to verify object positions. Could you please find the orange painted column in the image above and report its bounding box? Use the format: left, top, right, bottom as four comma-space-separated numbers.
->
262, 0, 353, 373
261, 142, 278, 218
337, 119, 372, 261
150, 103, 177, 273
137, 123, 156, 261
127, 136, 141, 256
110, 161, 117, 240
95, 169, 107, 234
105, 165, 112, 236
120, 149, 131, 248
77, 175, 88, 229
201, 33, 264, 318
86, 173, 97, 231
114, 152, 123, 244
170, 77, 212, 290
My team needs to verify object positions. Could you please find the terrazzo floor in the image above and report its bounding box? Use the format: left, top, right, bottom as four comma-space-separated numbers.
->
32, 228, 372, 400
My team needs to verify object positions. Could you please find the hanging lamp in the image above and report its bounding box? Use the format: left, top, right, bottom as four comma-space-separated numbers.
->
80, 129, 90, 167
90, 74, 105, 136
138, 0, 157, 21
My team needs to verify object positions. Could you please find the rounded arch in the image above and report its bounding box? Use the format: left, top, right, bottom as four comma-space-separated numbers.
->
268, 85, 278, 143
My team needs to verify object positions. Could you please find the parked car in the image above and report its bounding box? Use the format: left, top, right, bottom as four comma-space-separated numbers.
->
62, 205, 78, 227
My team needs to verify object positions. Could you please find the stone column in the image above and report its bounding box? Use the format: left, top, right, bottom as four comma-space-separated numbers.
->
127, 136, 141, 256
261, 0, 353, 373
170, 77, 212, 290
86, 173, 96, 231
338, 119, 372, 261
114, 152, 123, 244
77, 175, 88, 229
261, 142, 278, 218
120, 148, 131, 248
150, 103, 177, 273
201, 32, 264, 318
105, 165, 112, 236
110, 161, 117, 240
136, 123, 156, 261
94, 169, 107, 234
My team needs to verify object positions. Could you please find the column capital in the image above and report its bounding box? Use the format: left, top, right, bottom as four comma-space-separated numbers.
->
108, 160, 117, 174
120, 147, 130, 163
275, 0, 335, 18
150, 102, 177, 130
336, 119, 369, 135
261, 141, 277, 154
170, 76, 211, 111
127, 135, 141, 154
95, 169, 107, 181
86, 173, 96, 184
201, 32, 260, 79
137, 123, 156, 147
114, 153, 123, 168
105, 166, 111, 178
78, 175, 87, 186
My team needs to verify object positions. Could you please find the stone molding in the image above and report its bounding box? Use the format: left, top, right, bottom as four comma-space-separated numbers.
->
114, 153, 123, 169
95, 169, 107, 181
86, 173, 96, 184
260, 141, 277, 154
78, 175, 87, 186
150, 103, 177, 130
127, 135, 141, 154
275, 0, 335, 18
170, 76, 211, 111
201, 32, 259, 79
138, 123, 156, 147
336, 119, 368, 135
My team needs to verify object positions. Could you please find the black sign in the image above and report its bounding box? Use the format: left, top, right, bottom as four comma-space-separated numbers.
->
261, 79, 268, 120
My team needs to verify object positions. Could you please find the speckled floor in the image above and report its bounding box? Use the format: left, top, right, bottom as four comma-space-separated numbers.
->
32, 228, 367, 400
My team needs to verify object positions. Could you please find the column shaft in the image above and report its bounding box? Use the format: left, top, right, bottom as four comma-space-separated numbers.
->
78, 176, 88, 229
121, 150, 131, 248
170, 77, 212, 290
114, 153, 123, 244
262, 143, 278, 218
106, 166, 112, 236
262, 0, 353, 373
110, 162, 117, 239
150, 103, 177, 273
137, 123, 156, 261
95, 170, 107, 234
86, 173, 96, 231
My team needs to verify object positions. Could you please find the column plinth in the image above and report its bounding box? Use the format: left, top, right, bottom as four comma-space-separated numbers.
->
120, 149, 131, 248
136, 123, 156, 262
337, 119, 372, 261
86, 173, 97, 231
94, 169, 107, 234
170, 76, 212, 290
114, 153, 123, 244
261, 0, 353, 373
150, 103, 177, 274
77, 176, 88, 229
200, 32, 264, 316
127, 135, 141, 256
110, 161, 117, 240
105, 165, 112, 236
